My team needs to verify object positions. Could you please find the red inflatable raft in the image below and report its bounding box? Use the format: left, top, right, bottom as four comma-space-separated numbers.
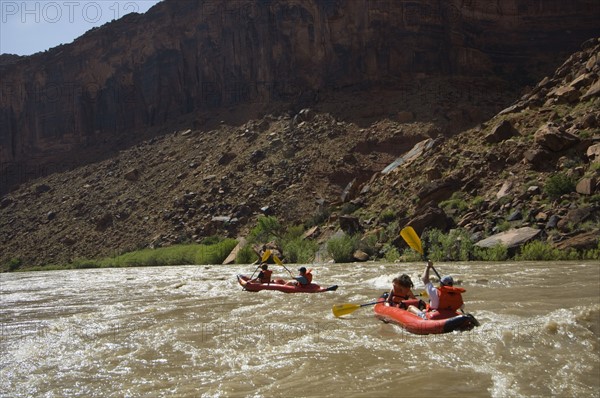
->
374, 296, 478, 335
237, 274, 338, 293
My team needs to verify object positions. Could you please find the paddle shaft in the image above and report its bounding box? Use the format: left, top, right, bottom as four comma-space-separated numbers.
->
273, 255, 294, 277
429, 264, 442, 280
248, 263, 262, 281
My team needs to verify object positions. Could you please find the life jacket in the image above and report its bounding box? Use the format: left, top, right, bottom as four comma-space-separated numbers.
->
398, 298, 421, 310
435, 285, 465, 311
259, 269, 272, 284
389, 287, 412, 305
304, 271, 313, 285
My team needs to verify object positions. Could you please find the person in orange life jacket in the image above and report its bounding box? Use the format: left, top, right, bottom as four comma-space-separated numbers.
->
251, 263, 272, 284
285, 266, 312, 286
387, 274, 416, 306
408, 260, 465, 319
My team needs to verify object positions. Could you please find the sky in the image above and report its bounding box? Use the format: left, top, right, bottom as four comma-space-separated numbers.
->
0, 0, 162, 55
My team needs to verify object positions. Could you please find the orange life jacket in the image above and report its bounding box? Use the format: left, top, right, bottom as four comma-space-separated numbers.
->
305, 272, 313, 284
435, 285, 465, 311
390, 286, 412, 304
259, 269, 272, 284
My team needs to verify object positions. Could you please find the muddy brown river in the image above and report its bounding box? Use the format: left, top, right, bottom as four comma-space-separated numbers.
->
1, 261, 598, 397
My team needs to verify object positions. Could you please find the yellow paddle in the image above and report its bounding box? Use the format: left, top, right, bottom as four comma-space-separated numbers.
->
261, 250, 272, 262
273, 254, 294, 277
332, 291, 428, 317
332, 301, 379, 317
400, 226, 423, 256
400, 226, 445, 279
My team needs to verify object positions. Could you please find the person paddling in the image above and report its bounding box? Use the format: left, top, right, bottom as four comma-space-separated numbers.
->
409, 260, 465, 319
387, 274, 416, 306
251, 263, 273, 284
285, 266, 312, 286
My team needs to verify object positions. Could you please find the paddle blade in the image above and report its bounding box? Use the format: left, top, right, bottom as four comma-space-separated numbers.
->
261, 250, 272, 262
272, 255, 283, 266
400, 226, 423, 255
332, 303, 361, 317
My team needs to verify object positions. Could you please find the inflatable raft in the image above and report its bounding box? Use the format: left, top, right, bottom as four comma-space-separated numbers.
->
237, 274, 338, 293
374, 296, 478, 335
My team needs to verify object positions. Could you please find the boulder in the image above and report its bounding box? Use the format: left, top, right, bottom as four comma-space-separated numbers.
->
582, 79, 600, 100
339, 215, 362, 234
554, 230, 600, 250
417, 178, 460, 206
557, 206, 596, 231
485, 120, 519, 143
222, 237, 246, 265
496, 181, 513, 199
124, 168, 140, 181
534, 123, 580, 152
475, 227, 541, 249
523, 147, 556, 170
550, 85, 581, 103
587, 143, 600, 162
353, 250, 370, 262
407, 206, 454, 235
576, 177, 596, 195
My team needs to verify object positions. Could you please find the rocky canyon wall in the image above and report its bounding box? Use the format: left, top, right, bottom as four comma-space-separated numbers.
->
1, 0, 599, 192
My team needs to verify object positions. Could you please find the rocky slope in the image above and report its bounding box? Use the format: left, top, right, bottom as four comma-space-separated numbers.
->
2, 0, 600, 196
1, 38, 599, 270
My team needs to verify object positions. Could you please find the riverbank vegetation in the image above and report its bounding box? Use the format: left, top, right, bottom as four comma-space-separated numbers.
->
4, 216, 598, 272
10, 239, 238, 272
236, 216, 599, 265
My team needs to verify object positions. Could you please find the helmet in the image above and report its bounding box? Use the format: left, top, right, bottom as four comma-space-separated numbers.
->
440, 275, 454, 286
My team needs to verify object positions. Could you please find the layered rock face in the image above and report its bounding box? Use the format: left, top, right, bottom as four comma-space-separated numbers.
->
1, 0, 599, 192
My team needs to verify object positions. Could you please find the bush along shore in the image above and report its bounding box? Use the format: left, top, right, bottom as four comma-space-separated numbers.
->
7, 216, 599, 273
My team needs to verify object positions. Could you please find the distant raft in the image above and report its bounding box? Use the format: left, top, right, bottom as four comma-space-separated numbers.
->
373, 296, 479, 335
237, 274, 338, 293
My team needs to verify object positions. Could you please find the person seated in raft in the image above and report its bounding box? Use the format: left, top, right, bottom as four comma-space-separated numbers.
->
408, 260, 465, 319
387, 274, 416, 306
285, 266, 313, 286
251, 263, 273, 284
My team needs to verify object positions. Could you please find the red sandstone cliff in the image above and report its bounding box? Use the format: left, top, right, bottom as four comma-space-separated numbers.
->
1, 0, 599, 193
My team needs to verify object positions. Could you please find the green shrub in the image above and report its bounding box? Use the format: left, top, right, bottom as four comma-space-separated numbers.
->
248, 216, 283, 244
284, 238, 318, 263
496, 220, 512, 233
381, 220, 400, 243
440, 198, 469, 213
544, 173, 575, 199
474, 244, 509, 261
400, 248, 422, 262
380, 209, 396, 223
382, 244, 401, 262
201, 235, 222, 245
582, 240, 600, 260
471, 196, 485, 209
514, 240, 578, 261
6, 258, 23, 272
327, 234, 357, 263
235, 245, 257, 264
306, 207, 331, 228
424, 229, 474, 261
341, 202, 359, 215
356, 233, 379, 256
99, 239, 239, 267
